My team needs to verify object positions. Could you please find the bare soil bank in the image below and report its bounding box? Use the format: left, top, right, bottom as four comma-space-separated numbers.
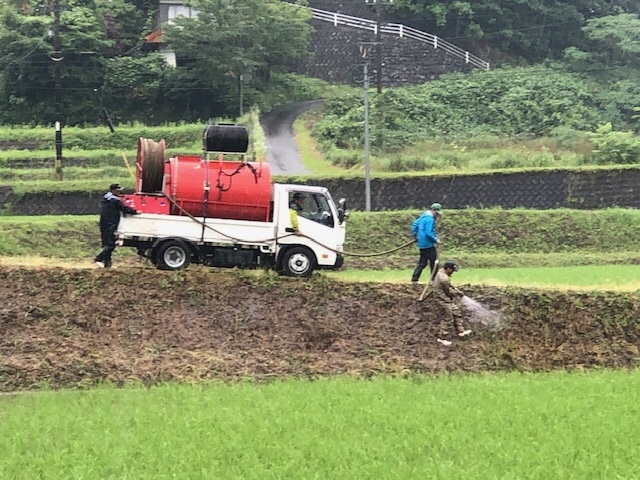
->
1, 267, 638, 391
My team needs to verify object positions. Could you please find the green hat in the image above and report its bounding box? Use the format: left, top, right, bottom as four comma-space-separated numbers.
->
430, 202, 443, 213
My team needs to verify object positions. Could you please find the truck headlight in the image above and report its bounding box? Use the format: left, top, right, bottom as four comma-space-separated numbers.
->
336, 244, 344, 253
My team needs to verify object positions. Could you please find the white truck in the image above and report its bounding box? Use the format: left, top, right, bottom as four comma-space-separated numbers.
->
116, 125, 347, 277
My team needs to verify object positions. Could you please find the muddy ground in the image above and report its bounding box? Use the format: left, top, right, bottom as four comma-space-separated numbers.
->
1, 266, 639, 391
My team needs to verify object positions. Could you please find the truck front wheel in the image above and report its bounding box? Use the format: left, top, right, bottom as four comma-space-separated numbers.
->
281, 246, 317, 278
156, 240, 191, 271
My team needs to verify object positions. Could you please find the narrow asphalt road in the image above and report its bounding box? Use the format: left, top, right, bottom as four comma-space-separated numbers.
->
260, 100, 324, 175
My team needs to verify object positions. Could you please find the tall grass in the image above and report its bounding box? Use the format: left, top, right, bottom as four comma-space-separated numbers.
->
385, 139, 586, 173
2, 372, 640, 479
294, 116, 345, 174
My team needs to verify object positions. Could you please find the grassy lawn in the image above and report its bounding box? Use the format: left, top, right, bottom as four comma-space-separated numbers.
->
327, 265, 640, 291
0, 166, 134, 182
2, 254, 640, 291
293, 118, 352, 175
2, 372, 640, 479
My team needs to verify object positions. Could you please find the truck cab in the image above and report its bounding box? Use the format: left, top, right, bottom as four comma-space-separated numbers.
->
273, 184, 346, 276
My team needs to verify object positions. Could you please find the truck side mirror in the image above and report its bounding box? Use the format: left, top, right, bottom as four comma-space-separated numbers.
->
338, 198, 348, 224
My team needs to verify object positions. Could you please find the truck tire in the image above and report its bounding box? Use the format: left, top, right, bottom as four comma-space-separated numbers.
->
155, 240, 191, 271
281, 246, 317, 278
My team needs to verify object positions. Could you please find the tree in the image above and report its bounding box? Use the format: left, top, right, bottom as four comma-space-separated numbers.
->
165, 0, 312, 116
388, 0, 640, 63
96, 0, 153, 55
0, 0, 165, 124
581, 13, 640, 67
0, 4, 54, 123
563, 13, 640, 128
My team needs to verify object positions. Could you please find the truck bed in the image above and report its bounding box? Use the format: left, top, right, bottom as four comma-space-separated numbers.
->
117, 214, 278, 250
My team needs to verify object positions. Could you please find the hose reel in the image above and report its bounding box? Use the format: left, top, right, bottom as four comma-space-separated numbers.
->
137, 137, 166, 193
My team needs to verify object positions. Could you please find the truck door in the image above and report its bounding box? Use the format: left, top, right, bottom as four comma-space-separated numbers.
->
277, 189, 342, 271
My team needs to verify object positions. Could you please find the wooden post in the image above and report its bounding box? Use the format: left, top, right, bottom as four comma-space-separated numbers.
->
55, 121, 63, 180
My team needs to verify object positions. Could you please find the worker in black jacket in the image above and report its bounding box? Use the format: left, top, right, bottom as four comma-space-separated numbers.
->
94, 183, 139, 268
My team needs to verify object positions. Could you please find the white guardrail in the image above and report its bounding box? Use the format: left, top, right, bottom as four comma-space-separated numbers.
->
301, 5, 490, 71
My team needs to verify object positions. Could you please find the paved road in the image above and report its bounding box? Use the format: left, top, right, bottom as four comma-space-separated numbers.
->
260, 100, 324, 175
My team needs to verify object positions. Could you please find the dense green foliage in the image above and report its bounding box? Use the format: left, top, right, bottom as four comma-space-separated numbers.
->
389, 0, 640, 63
316, 67, 597, 151
1, 0, 640, 138
312, 65, 640, 168
0, 0, 324, 125
587, 123, 640, 165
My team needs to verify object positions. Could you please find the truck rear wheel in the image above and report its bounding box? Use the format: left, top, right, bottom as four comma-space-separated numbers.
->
156, 240, 191, 271
281, 246, 316, 278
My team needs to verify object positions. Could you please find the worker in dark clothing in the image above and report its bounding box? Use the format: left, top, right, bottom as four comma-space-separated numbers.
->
94, 183, 139, 268
289, 192, 304, 236
411, 202, 442, 282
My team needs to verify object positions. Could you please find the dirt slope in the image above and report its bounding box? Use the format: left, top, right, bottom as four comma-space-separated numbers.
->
1, 267, 639, 391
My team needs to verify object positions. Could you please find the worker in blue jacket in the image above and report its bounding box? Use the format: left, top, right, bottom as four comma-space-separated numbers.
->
410, 202, 442, 282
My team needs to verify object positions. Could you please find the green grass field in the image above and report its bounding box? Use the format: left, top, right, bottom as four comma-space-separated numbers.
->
0, 214, 639, 290
2, 372, 640, 479
327, 265, 640, 291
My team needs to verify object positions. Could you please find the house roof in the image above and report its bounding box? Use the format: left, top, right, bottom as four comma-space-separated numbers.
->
144, 29, 165, 44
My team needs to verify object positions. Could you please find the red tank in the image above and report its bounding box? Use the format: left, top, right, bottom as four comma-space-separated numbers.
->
163, 155, 272, 222
127, 127, 272, 222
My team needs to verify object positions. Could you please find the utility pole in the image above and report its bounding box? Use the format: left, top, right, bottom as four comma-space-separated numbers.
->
238, 74, 244, 117
375, 0, 382, 94
54, 121, 63, 180
366, 0, 393, 94
359, 42, 375, 212
363, 63, 371, 211
52, 0, 63, 180
52, 0, 61, 120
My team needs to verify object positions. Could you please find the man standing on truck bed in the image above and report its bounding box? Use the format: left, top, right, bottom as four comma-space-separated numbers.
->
94, 183, 139, 268
411, 202, 442, 283
433, 259, 472, 346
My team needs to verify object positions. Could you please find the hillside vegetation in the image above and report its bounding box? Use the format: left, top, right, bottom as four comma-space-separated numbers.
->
2, 210, 640, 269
312, 67, 640, 172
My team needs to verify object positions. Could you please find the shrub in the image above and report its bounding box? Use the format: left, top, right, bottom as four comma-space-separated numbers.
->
587, 123, 640, 165
313, 66, 603, 156
387, 157, 429, 172
325, 147, 362, 168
